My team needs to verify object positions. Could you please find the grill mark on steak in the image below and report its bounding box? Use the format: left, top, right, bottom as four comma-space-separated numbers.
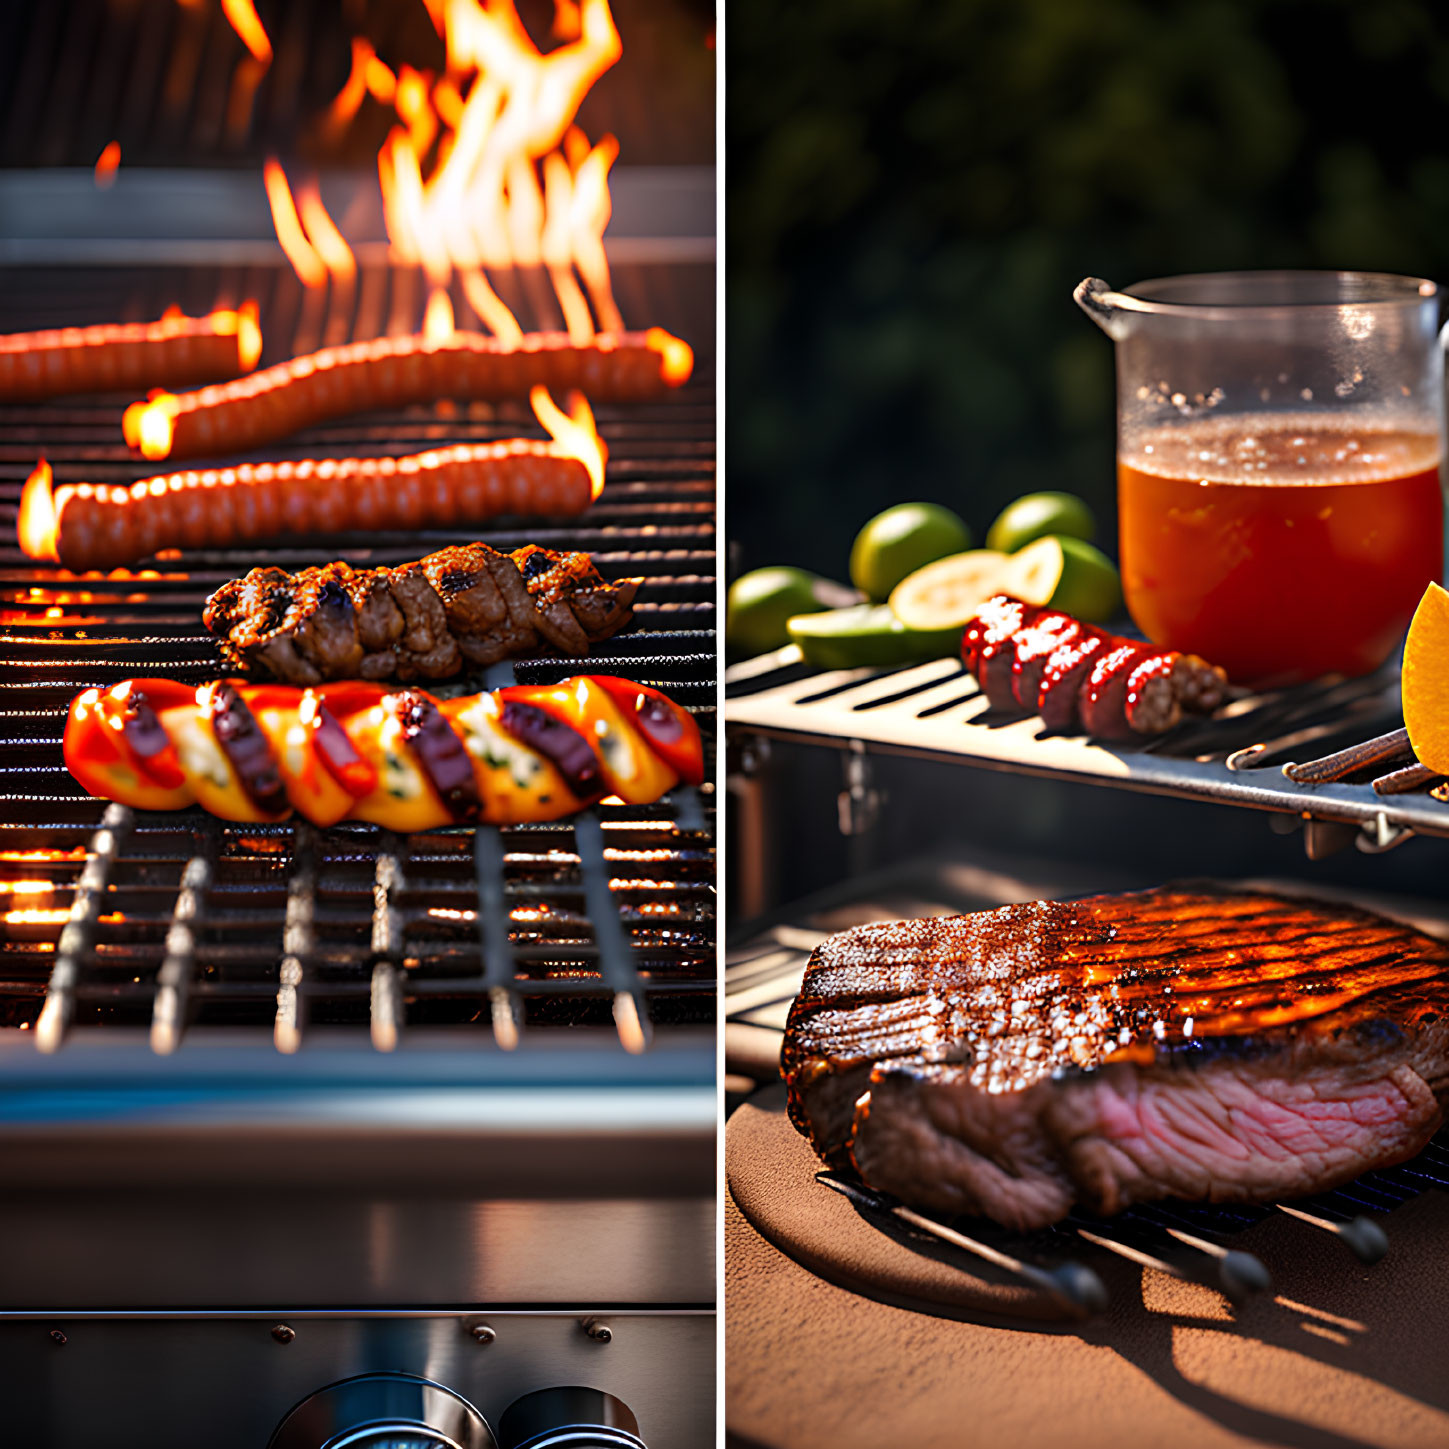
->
204, 544, 638, 684
783, 885, 1449, 1227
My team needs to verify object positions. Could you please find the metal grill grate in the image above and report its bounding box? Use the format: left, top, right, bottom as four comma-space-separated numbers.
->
726, 650, 1446, 854
0, 258, 716, 1054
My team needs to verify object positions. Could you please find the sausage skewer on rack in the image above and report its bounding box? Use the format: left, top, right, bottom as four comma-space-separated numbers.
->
18, 388, 606, 573
122, 326, 693, 461
963, 594, 1229, 739
65, 675, 703, 831
204, 543, 640, 685
0, 304, 261, 401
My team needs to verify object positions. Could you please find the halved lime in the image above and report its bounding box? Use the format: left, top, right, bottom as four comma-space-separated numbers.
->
787, 604, 963, 669
1000, 536, 1122, 623
888, 549, 1013, 630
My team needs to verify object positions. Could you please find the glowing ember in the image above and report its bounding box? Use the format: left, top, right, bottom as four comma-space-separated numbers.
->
3, 908, 69, 926
94, 141, 121, 188
531, 385, 606, 498
646, 327, 694, 387
0, 881, 54, 895
121, 391, 183, 461
221, 0, 272, 65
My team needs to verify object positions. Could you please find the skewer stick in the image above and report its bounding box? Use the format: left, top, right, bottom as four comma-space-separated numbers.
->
1283, 728, 1412, 784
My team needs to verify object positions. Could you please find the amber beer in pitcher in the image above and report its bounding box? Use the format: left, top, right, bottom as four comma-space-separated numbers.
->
1078, 272, 1446, 688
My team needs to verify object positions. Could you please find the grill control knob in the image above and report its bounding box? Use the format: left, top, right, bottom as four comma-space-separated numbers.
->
498, 1387, 644, 1448
269, 1372, 497, 1449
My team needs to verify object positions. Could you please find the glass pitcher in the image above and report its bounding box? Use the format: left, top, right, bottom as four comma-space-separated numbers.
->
1075, 271, 1445, 687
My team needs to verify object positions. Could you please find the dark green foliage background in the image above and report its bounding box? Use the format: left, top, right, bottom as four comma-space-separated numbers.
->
727, 0, 1449, 580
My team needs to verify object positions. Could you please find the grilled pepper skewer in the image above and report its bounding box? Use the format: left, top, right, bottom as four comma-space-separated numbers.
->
65, 676, 704, 829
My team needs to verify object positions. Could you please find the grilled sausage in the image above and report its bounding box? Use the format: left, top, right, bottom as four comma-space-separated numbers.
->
122, 327, 693, 461
0, 305, 260, 400
64, 675, 704, 829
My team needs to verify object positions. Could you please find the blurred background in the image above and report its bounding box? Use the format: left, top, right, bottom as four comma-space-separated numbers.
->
725, 0, 1449, 913
727, 0, 1449, 579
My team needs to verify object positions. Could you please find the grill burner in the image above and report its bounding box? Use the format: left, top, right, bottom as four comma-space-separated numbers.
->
0, 257, 715, 1055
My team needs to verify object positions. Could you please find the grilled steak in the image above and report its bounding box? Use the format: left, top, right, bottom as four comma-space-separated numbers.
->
204, 543, 639, 685
783, 886, 1449, 1229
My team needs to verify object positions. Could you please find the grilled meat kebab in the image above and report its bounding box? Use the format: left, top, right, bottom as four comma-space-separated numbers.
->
964, 594, 1229, 738
784, 885, 1449, 1229
204, 543, 639, 685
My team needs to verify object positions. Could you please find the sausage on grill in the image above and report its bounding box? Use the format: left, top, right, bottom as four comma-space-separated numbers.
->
122, 327, 693, 461
19, 429, 605, 573
0, 305, 260, 401
964, 594, 1228, 738
64, 675, 704, 829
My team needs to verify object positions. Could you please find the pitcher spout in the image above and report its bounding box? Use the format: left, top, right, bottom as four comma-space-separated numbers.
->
1073, 277, 1133, 340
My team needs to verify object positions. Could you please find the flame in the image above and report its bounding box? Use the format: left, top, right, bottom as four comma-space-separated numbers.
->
94, 141, 121, 188
645, 327, 694, 387
221, 0, 272, 65
235, 300, 263, 370
3, 909, 69, 926
460, 267, 524, 345
18, 462, 59, 563
296, 186, 357, 284
366, 54, 398, 104
122, 392, 181, 460
423, 287, 456, 342
264, 159, 327, 289
531, 384, 605, 499
0, 881, 53, 895
326, 37, 376, 134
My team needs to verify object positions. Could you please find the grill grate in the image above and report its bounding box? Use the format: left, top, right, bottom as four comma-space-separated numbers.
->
726, 650, 1445, 854
0, 257, 716, 1053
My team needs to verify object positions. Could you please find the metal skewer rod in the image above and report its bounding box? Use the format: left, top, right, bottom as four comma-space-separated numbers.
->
817, 1173, 1107, 1317
1274, 1204, 1389, 1264
1283, 728, 1412, 784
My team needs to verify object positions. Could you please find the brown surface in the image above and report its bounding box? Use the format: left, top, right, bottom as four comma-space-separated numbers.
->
728, 1089, 1449, 1449
728, 1087, 1077, 1323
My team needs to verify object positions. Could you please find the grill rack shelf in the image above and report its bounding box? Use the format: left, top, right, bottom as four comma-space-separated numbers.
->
0, 257, 716, 1055
725, 649, 1444, 855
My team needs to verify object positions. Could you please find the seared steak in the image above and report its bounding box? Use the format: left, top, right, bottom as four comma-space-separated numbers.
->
783, 886, 1449, 1229
205, 543, 639, 684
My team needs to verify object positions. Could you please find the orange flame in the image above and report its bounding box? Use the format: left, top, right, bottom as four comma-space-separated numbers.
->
221, 0, 272, 65
297, 185, 357, 284
326, 37, 376, 135
531, 385, 605, 499
122, 392, 182, 460
264, 159, 327, 289
460, 268, 524, 345
646, 327, 694, 387
18, 461, 59, 563
94, 141, 121, 188
423, 287, 456, 342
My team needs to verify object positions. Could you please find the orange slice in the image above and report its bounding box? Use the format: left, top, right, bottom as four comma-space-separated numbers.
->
1401, 581, 1449, 775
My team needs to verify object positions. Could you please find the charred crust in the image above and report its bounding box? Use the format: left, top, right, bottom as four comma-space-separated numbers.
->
393, 690, 480, 822
204, 682, 287, 814
498, 700, 602, 799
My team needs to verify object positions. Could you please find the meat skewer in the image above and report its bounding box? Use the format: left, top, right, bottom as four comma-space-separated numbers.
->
65, 674, 703, 830
17, 388, 606, 573
203, 543, 641, 685
122, 326, 694, 461
963, 594, 1228, 738
0, 304, 261, 401
784, 886, 1449, 1229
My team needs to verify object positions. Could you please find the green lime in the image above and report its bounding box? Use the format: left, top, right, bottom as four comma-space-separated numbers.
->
1001, 536, 1122, 623
726, 566, 859, 658
888, 550, 1012, 630
787, 604, 963, 669
850, 503, 974, 601
985, 492, 1096, 554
